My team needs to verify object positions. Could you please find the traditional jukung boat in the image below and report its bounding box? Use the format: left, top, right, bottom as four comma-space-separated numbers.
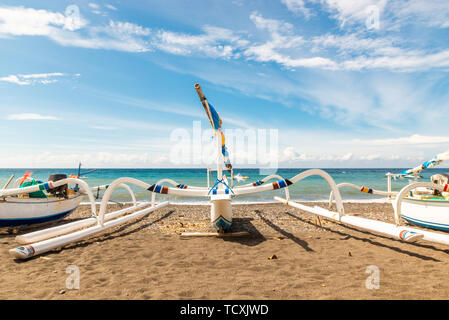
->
0, 167, 139, 229
329, 151, 449, 231
0, 173, 87, 228
9, 84, 449, 260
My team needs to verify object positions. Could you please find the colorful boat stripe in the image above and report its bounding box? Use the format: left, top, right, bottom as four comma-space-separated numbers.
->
0, 208, 77, 227
360, 186, 373, 194
399, 230, 418, 241
177, 184, 188, 189
252, 180, 264, 186
15, 245, 35, 257
38, 181, 54, 191
271, 179, 292, 190
212, 215, 232, 231
147, 184, 169, 194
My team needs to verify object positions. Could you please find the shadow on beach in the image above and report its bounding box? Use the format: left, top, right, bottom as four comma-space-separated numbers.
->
220, 217, 266, 247
283, 210, 446, 261
254, 209, 314, 252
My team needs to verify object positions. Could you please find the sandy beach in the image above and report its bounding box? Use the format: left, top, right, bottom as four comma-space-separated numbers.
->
1, 202, 448, 300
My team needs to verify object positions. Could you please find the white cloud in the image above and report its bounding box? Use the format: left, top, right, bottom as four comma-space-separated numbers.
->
0, 6, 87, 36
154, 25, 245, 59
317, 0, 387, 27
88, 3, 99, 9
2, 5, 449, 72
298, 0, 449, 30
358, 154, 381, 161
0, 6, 150, 52
106, 4, 118, 11
342, 49, 449, 72
351, 134, 449, 146
389, 0, 449, 29
90, 125, 117, 130
6, 113, 60, 120
282, 0, 309, 14
338, 152, 353, 161
0, 151, 158, 168
20, 72, 64, 79
244, 12, 337, 70
0, 72, 67, 85
311, 33, 397, 56
280, 147, 354, 163
0, 75, 29, 85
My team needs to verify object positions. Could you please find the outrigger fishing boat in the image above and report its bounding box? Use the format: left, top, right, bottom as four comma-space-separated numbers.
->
9, 84, 449, 260
0, 171, 88, 228
329, 151, 449, 231
0, 165, 102, 228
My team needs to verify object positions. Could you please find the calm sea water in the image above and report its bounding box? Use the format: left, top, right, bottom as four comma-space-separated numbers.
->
0, 168, 447, 203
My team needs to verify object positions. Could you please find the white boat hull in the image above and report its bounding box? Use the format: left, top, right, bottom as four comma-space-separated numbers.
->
395, 197, 449, 231
0, 195, 83, 227
210, 194, 232, 231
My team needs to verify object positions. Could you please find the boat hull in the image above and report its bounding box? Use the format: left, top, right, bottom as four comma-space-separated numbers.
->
0, 195, 83, 227
210, 196, 232, 231
396, 197, 449, 231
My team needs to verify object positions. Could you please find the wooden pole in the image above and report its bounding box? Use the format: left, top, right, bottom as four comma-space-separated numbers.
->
2, 174, 14, 190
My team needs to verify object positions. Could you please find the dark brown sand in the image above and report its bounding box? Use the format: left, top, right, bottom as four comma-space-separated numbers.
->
1, 202, 449, 300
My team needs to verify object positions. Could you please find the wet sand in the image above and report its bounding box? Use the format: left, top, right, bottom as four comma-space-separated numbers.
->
1, 202, 448, 299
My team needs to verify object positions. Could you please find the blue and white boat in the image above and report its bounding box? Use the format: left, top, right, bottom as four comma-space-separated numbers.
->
0, 194, 83, 227
0, 173, 84, 228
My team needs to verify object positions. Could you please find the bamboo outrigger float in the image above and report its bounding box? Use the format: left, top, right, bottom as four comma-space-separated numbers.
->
9, 84, 449, 259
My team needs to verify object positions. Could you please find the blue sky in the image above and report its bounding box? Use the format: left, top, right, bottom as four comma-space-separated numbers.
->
1, 0, 449, 168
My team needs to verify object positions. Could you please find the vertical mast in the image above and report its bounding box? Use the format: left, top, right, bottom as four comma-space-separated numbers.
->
216, 129, 223, 181
194, 83, 223, 182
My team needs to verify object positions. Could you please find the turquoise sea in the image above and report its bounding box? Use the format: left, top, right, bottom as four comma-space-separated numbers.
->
1, 168, 447, 203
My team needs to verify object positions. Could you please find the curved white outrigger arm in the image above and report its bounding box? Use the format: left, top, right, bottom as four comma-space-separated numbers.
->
328, 182, 397, 209
90, 183, 137, 206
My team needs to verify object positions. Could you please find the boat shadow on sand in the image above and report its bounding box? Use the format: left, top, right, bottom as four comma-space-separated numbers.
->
280, 210, 448, 262
215, 217, 266, 247
254, 209, 314, 253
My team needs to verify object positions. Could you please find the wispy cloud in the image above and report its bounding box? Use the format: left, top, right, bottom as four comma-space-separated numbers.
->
0, 73, 74, 85
105, 4, 118, 11
90, 125, 117, 130
2, 5, 449, 72
0, 6, 150, 52
244, 11, 337, 70
350, 134, 449, 146
281, 0, 312, 17
154, 25, 247, 59
6, 113, 60, 120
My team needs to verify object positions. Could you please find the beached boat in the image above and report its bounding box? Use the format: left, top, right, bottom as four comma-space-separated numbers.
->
394, 196, 449, 231
329, 151, 449, 231
12, 83, 449, 260
0, 173, 86, 228
0, 193, 84, 228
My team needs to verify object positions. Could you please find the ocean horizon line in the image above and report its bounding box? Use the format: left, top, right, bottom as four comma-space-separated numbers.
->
0, 167, 446, 170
